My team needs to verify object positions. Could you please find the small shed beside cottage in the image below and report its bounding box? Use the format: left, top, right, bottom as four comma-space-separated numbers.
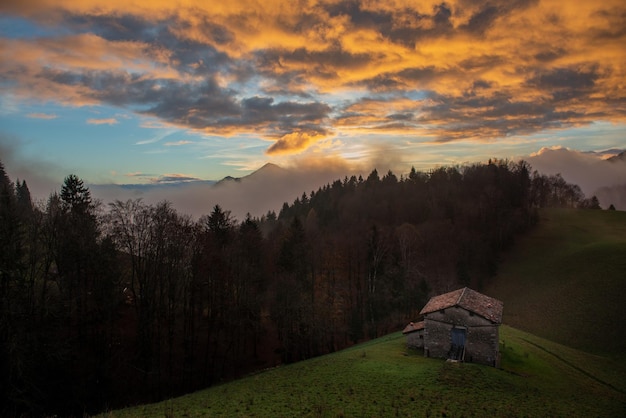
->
419, 287, 503, 366
402, 321, 424, 349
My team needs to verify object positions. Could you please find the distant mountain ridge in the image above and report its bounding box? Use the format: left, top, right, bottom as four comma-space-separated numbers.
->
93, 163, 286, 191
88, 162, 340, 220
244, 162, 287, 178
582, 148, 625, 158
606, 150, 626, 163
215, 163, 287, 186
115, 179, 217, 190
214, 176, 241, 187
89, 148, 626, 219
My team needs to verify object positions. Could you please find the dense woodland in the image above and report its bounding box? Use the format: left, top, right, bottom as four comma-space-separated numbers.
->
0, 159, 602, 416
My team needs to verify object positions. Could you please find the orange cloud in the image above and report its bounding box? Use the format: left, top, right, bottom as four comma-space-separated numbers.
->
87, 118, 118, 125
27, 112, 57, 119
125, 171, 148, 178
266, 130, 328, 155
164, 140, 193, 146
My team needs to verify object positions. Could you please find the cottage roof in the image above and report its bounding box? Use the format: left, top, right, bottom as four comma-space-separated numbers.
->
419, 287, 503, 324
402, 320, 424, 334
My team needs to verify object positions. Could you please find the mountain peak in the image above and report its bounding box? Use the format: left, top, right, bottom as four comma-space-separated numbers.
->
244, 162, 286, 179
256, 162, 283, 172
214, 163, 286, 187
214, 175, 241, 187
607, 151, 626, 163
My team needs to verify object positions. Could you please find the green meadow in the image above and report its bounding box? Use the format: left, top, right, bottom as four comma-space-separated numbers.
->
101, 209, 626, 417
101, 326, 625, 417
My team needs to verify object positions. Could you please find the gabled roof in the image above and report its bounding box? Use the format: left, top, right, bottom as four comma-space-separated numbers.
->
419, 287, 503, 324
402, 321, 424, 334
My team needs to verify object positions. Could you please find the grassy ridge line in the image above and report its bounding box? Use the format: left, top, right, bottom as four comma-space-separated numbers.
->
485, 208, 626, 356
99, 326, 626, 417
520, 337, 624, 395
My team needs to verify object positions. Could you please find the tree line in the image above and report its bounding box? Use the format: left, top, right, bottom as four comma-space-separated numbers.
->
0, 159, 600, 416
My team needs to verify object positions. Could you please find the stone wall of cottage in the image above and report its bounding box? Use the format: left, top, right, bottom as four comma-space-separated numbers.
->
423, 306, 500, 366
406, 330, 424, 349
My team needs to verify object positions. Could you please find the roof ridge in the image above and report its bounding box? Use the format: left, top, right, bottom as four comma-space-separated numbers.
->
457, 287, 468, 305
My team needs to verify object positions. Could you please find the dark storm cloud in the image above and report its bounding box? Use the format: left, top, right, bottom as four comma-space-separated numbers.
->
528, 67, 598, 90
397, 66, 440, 83
335, 79, 597, 142
344, 46, 616, 140
459, 55, 505, 70
38, 68, 208, 109
471, 80, 492, 90
241, 97, 330, 125
144, 80, 240, 127
324, 0, 393, 31
167, 40, 232, 76
527, 66, 601, 103
387, 113, 415, 121
36, 64, 330, 137
377, 3, 454, 48
371, 121, 417, 131
357, 55, 502, 93
358, 75, 406, 92
415, 91, 587, 141
321, 1, 454, 47
36, 9, 331, 137
69, 11, 231, 53
433, 3, 453, 26
146, 88, 330, 135
187, 14, 235, 45
533, 48, 567, 63
463, 4, 500, 35
353, 66, 439, 92
589, 8, 626, 40
258, 79, 315, 100
459, 0, 538, 35
255, 46, 376, 83
66, 13, 162, 42
65, 11, 235, 80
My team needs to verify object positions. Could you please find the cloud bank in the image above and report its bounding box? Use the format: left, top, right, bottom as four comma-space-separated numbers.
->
527, 147, 626, 208
90, 160, 357, 221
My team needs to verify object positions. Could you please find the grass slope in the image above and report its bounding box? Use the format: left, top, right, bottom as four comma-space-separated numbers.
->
101, 326, 625, 417
485, 208, 626, 356
100, 208, 626, 417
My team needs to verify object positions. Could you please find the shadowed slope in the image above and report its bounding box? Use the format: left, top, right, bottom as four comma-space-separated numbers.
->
485, 208, 626, 356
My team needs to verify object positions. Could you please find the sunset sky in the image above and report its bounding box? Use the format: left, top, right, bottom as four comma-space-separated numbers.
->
1, 0, 625, 203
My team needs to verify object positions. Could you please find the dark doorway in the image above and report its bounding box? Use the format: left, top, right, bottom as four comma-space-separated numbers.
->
451, 327, 466, 347
449, 328, 466, 360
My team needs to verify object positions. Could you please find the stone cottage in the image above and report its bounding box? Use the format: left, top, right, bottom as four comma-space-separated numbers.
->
419, 287, 503, 366
402, 320, 424, 349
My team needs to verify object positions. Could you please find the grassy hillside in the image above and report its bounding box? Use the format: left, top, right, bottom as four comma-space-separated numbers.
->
99, 208, 626, 417
100, 326, 625, 417
484, 208, 626, 356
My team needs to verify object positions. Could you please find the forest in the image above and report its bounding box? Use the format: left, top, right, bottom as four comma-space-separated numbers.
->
0, 159, 601, 417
